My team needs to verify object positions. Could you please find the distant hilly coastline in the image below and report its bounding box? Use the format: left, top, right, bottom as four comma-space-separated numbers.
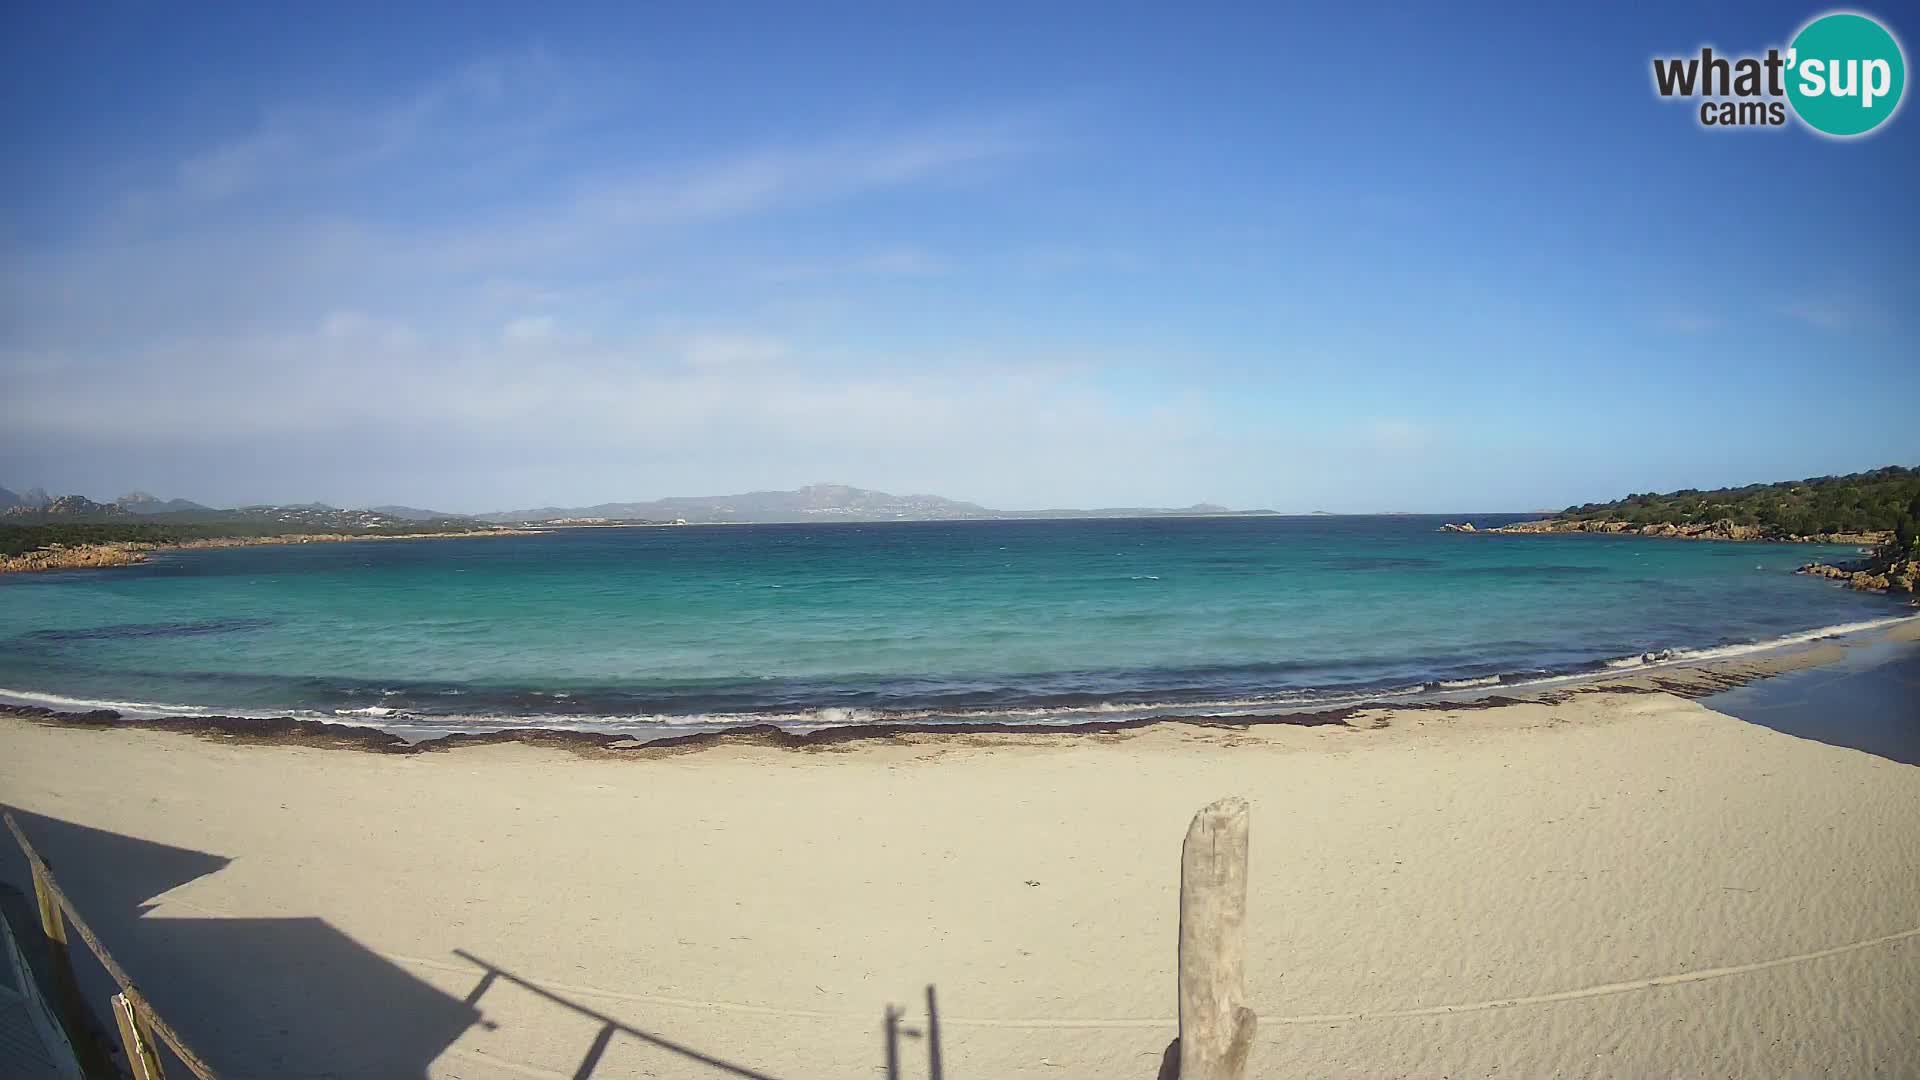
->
0, 490, 468, 532
0, 488, 213, 516
0, 481, 1290, 574
9, 472, 1916, 590
472, 484, 1267, 524
369, 505, 472, 521
1, 482, 1274, 527
0, 490, 510, 574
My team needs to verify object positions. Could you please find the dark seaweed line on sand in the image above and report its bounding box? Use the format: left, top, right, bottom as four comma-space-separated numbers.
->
0, 663, 1767, 758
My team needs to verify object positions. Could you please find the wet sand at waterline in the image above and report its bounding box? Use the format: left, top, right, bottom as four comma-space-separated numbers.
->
3, 687, 1918, 1078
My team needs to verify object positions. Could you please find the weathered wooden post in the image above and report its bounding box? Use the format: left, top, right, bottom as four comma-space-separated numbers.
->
7, 812, 219, 1080
111, 992, 168, 1080
1173, 797, 1256, 1080
29, 859, 97, 1072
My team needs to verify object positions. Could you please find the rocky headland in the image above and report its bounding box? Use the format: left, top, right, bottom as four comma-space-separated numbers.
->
0, 528, 528, 575
1798, 554, 1920, 596
1481, 517, 1890, 544
1479, 517, 1918, 596
1441, 514, 1916, 597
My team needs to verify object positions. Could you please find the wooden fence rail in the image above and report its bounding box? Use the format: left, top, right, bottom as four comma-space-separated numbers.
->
6, 811, 220, 1080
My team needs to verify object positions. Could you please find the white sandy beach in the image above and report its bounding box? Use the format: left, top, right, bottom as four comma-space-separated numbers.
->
3, 687, 1918, 1079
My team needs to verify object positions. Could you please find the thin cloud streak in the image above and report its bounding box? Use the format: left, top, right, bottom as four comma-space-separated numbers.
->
5, 57, 1056, 345
0, 326, 1254, 511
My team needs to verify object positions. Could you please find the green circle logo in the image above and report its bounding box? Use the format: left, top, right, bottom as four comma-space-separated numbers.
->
1787, 12, 1906, 136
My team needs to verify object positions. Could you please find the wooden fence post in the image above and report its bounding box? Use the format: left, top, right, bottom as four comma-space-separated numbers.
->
30, 860, 98, 1073
111, 993, 168, 1080
7, 812, 219, 1080
1175, 797, 1256, 1080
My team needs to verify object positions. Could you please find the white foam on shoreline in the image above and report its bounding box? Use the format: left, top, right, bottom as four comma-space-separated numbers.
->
5, 613, 1914, 736
1588, 615, 1914, 674
1430, 675, 1506, 690
1481, 614, 1918, 694
0, 687, 214, 715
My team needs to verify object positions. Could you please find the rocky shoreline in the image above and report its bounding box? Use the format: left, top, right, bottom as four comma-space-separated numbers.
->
1798, 555, 1920, 596
1437, 516, 1914, 597
1476, 517, 1889, 545
0, 528, 530, 575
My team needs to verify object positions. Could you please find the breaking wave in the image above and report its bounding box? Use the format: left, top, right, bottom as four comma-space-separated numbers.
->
4, 614, 1911, 743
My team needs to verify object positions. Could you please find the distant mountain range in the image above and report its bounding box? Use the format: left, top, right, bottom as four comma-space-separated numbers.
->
0, 487, 473, 532
115, 491, 212, 514
472, 484, 1265, 524
0, 488, 210, 515
0, 486, 51, 510
2, 483, 1272, 527
368, 504, 471, 521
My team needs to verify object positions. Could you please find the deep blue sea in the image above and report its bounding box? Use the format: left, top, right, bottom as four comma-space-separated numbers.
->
0, 517, 1909, 739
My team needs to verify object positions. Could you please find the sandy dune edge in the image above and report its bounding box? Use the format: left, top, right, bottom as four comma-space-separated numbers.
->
2, 690, 1917, 1079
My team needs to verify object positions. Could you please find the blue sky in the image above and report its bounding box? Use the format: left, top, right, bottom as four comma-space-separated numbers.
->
2, 1, 1914, 513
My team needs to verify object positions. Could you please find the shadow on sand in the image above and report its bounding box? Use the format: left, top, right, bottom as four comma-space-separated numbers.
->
1704, 640, 1920, 766
454, 949, 785, 1080
0, 810, 790, 1079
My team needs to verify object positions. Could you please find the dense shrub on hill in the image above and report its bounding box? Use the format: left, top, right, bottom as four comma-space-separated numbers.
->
1561, 466, 1920, 537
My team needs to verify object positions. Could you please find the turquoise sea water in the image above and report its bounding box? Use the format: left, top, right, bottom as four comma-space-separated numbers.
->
0, 517, 1908, 738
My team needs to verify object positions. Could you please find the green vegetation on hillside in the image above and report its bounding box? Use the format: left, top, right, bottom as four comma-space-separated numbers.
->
1561, 466, 1920, 538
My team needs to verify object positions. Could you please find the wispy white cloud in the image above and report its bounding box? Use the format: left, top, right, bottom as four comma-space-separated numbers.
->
575, 121, 1037, 230
321, 309, 416, 347
1784, 299, 1879, 332
153, 45, 1038, 233
761, 249, 947, 281
1654, 310, 1719, 335
0, 324, 1252, 509
1, 55, 1222, 509
177, 127, 303, 200
16, 55, 1054, 348
1010, 246, 1146, 276
681, 333, 788, 370
501, 315, 557, 343
159, 53, 564, 208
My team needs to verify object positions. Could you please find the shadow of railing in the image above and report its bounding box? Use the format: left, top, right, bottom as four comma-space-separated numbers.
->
1, 809, 481, 1078
0, 808, 916, 1079
9, 801, 1248, 1079
454, 948, 786, 1080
